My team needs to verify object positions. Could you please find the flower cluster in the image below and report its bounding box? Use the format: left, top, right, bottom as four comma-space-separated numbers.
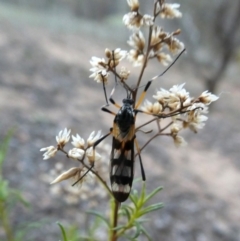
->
89, 48, 127, 83
40, 129, 104, 187
40, 0, 219, 209
89, 0, 184, 85
122, 0, 154, 31
141, 84, 218, 146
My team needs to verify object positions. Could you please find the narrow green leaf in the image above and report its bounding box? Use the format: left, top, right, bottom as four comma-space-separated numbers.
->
122, 233, 138, 241
121, 221, 142, 240
57, 222, 68, 241
112, 224, 125, 231
139, 203, 164, 216
136, 218, 149, 224
9, 189, 29, 207
144, 186, 163, 203
138, 181, 146, 206
140, 226, 153, 241
0, 128, 15, 166
121, 204, 134, 212
129, 190, 138, 207
131, 221, 141, 239
86, 210, 110, 227
120, 206, 132, 221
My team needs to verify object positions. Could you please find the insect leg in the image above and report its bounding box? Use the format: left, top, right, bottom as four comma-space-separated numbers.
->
134, 138, 146, 181
135, 80, 152, 109
135, 48, 186, 109
101, 107, 117, 116
71, 165, 94, 186
72, 131, 112, 186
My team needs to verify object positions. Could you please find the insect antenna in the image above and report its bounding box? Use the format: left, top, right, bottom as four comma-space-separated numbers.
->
101, 74, 109, 106
71, 165, 94, 186
138, 48, 186, 90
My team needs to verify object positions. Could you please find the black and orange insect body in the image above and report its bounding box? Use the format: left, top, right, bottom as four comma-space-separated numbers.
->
101, 49, 185, 202
110, 98, 136, 202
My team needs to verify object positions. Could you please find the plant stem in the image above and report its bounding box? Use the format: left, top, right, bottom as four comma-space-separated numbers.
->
0, 203, 14, 241
110, 199, 120, 241
59, 148, 113, 198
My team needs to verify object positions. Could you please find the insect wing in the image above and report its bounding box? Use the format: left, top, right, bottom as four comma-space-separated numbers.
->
110, 137, 134, 202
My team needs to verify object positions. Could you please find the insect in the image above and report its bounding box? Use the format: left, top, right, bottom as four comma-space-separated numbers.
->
101, 95, 145, 202
99, 49, 186, 202
73, 49, 186, 202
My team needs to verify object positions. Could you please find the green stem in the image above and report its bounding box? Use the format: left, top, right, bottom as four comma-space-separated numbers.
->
0, 202, 14, 241
109, 199, 120, 241
116, 204, 142, 238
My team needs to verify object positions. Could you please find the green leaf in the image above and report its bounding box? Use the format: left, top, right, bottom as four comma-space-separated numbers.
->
112, 224, 125, 231
120, 205, 132, 221
139, 203, 164, 216
0, 128, 15, 167
140, 226, 153, 241
0, 179, 9, 200
57, 222, 68, 241
144, 186, 163, 203
9, 189, 29, 207
86, 210, 110, 227
138, 181, 146, 206
136, 218, 149, 224
131, 221, 142, 239
129, 190, 138, 207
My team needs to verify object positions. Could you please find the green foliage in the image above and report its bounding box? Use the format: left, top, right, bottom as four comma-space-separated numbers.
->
116, 182, 163, 240
58, 218, 104, 241
56, 182, 163, 241
0, 130, 29, 241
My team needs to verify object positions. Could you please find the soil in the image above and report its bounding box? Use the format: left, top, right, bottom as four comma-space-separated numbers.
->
0, 4, 240, 241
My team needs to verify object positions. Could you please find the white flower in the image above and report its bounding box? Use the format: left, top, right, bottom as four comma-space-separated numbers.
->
123, 11, 143, 30
127, 49, 144, 67
170, 83, 190, 101
169, 83, 185, 93
50, 167, 81, 184
186, 103, 209, 132
141, 99, 153, 113
87, 130, 102, 147
119, 66, 130, 80
156, 53, 172, 66
171, 123, 182, 135
142, 14, 154, 26
173, 135, 187, 147
150, 26, 166, 47
153, 88, 170, 103
113, 48, 128, 62
89, 69, 109, 83
56, 128, 71, 147
188, 115, 208, 132
86, 148, 102, 165
127, 31, 145, 51
68, 148, 85, 160
188, 102, 208, 114
89, 57, 109, 83
141, 100, 162, 114
158, 3, 182, 19
89, 56, 107, 69
71, 134, 85, 149
40, 146, 57, 160
126, 0, 139, 11
199, 91, 219, 105
167, 37, 185, 54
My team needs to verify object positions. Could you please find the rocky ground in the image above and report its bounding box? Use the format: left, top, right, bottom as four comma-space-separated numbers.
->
0, 3, 240, 241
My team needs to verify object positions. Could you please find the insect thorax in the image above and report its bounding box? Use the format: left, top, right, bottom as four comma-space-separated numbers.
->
114, 99, 135, 135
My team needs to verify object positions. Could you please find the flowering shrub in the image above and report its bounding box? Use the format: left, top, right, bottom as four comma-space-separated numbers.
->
40, 0, 218, 240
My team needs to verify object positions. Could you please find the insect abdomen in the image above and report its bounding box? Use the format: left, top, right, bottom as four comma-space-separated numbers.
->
110, 138, 134, 202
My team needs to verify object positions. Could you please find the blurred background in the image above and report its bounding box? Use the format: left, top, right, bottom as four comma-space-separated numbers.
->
0, 0, 240, 240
